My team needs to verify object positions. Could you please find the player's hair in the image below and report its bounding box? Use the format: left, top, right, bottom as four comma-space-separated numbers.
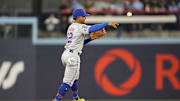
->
73, 18, 77, 20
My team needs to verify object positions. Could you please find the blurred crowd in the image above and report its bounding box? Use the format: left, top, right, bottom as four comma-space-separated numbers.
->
59, 0, 180, 11
1, 0, 180, 38
52, 0, 179, 38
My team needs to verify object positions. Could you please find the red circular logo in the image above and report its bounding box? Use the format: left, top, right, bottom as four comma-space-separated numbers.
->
94, 48, 141, 96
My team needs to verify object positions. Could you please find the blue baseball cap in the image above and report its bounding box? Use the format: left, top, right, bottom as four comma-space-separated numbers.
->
72, 8, 90, 19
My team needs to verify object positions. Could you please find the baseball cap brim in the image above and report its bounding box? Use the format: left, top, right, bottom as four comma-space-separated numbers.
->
84, 14, 90, 17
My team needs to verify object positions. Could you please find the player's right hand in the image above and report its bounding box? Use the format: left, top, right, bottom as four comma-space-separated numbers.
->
108, 22, 119, 28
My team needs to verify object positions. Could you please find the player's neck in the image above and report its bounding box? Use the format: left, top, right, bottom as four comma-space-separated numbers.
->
75, 20, 83, 24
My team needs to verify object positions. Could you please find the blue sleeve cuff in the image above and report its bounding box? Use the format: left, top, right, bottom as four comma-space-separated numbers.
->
88, 22, 109, 33
84, 38, 92, 45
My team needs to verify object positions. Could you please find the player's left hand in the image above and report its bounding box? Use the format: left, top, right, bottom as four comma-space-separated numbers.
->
90, 28, 106, 40
108, 22, 119, 28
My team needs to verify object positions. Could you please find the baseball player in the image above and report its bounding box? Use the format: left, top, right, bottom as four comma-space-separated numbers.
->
53, 8, 118, 101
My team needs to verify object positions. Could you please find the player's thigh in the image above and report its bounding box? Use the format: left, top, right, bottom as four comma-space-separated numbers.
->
75, 58, 80, 80
61, 51, 80, 66
75, 69, 80, 80
63, 64, 80, 86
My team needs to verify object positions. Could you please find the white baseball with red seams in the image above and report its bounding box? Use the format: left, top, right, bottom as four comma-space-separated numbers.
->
127, 12, 132, 17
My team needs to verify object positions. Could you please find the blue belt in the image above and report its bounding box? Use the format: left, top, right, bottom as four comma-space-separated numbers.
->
68, 49, 81, 56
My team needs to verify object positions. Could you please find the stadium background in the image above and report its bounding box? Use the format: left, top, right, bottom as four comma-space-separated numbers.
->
0, 0, 180, 101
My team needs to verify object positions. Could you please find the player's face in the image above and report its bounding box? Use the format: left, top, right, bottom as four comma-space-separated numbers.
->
79, 16, 86, 24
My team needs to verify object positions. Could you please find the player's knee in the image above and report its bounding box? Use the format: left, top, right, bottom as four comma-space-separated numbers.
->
58, 83, 70, 96
63, 81, 73, 87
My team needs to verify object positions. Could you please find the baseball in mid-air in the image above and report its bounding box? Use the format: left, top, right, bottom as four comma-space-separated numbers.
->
127, 12, 132, 17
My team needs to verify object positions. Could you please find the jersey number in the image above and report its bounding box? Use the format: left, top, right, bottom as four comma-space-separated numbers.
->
67, 32, 73, 43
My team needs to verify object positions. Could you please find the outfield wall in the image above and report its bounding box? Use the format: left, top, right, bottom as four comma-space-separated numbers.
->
0, 39, 180, 100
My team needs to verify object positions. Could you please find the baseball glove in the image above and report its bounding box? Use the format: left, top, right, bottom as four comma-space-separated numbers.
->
90, 28, 106, 40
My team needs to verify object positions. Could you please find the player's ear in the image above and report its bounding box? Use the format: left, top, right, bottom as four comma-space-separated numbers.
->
77, 16, 80, 19
74, 16, 80, 21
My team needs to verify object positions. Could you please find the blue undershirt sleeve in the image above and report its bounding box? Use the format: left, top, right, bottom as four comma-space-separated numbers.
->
84, 38, 92, 45
88, 22, 109, 33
